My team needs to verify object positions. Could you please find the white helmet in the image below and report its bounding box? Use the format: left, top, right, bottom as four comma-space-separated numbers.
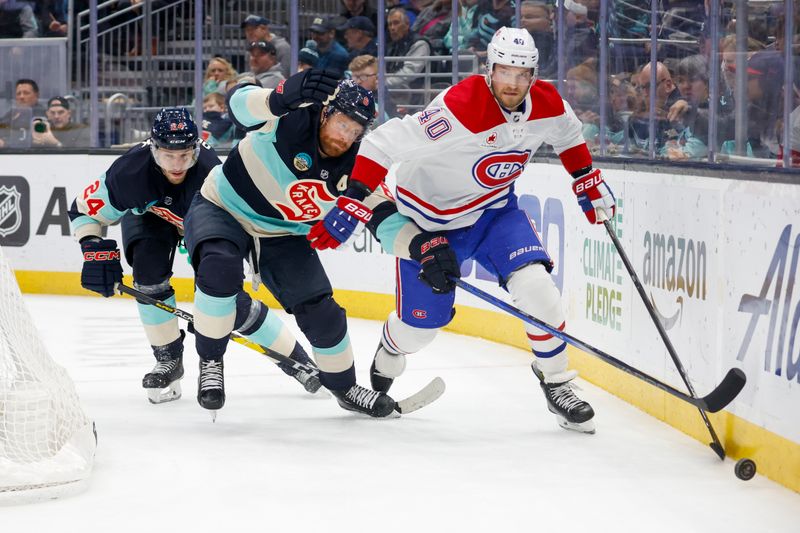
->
486, 27, 539, 82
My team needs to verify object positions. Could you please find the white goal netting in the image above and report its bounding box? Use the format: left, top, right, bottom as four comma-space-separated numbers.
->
0, 245, 96, 504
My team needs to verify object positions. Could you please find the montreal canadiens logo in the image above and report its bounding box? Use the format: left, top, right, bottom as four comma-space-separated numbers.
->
471, 150, 531, 189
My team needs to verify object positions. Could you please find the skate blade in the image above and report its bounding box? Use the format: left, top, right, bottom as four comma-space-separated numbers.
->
335, 401, 401, 419
555, 415, 595, 434
146, 380, 182, 404
312, 388, 332, 399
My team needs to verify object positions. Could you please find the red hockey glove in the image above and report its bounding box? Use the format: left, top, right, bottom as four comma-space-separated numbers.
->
572, 168, 616, 224
307, 196, 373, 250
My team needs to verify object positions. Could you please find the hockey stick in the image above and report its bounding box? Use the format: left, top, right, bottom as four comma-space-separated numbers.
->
116, 283, 443, 414
452, 278, 746, 415
602, 218, 730, 460
115, 283, 322, 392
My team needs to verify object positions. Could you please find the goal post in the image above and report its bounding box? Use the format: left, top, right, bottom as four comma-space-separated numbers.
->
0, 245, 96, 504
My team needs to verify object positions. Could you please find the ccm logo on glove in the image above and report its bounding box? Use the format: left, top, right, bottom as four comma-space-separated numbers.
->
83, 250, 121, 262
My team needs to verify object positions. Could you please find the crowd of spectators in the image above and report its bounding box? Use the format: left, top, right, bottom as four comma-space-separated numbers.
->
1, 0, 798, 166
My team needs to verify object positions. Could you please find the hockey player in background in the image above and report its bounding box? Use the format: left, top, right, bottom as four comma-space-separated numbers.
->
68, 108, 320, 405
309, 27, 616, 433
182, 72, 405, 417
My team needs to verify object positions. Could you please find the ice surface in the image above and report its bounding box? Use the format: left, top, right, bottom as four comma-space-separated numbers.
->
2, 295, 797, 532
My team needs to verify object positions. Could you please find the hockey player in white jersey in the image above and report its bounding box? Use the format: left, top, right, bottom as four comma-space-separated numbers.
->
308, 27, 616, 433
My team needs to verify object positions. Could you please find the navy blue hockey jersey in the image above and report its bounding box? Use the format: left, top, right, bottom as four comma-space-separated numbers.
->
69, 140, 220, 240
200, 84, 358, 238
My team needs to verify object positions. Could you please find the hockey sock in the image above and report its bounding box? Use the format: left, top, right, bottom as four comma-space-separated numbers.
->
293, 296, 355, 390
193, 287, 236, 359
507, 264, 568, 372
135, 281, 181, 347
234, 292, 297, 356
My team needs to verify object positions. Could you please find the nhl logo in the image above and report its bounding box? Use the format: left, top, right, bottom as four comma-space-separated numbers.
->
0, 185, 22, 238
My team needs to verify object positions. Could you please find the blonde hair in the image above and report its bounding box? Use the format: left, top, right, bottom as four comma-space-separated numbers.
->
719, 34, 764, 53
203, 92, 226, 107
205, 57, 237, 82
349, 54, 377, 73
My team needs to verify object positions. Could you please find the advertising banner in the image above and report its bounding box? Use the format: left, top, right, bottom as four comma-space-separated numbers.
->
1, 153, 798, 446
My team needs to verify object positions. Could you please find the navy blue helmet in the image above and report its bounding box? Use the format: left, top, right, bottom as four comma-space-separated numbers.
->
150, 107, 199, 150
327, 79, 376, 129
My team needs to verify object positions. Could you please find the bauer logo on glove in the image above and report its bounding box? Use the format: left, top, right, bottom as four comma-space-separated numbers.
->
342, 200, 373, 222
572, 168, 616, 225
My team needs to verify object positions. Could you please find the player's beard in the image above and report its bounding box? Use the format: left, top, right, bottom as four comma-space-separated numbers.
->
494, 88, 527, 111
318, 130, 351, 158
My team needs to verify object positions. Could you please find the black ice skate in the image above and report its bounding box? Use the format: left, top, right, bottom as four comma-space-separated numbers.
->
142, 332, 185, 404
197, 358, 225, 418
277, 348, 323, 394
332, 384, 397, 418
369, 358, 394, 392
531, 364, 595, 434
369, 343, 405, 393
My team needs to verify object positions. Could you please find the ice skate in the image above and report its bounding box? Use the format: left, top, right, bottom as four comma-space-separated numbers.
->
369, 343, 406, 393
142, 332, 184, 404
531, 363, 595, 434
197, 358, 225, 419
277, 349, 324, 395
331, 383, 397, 418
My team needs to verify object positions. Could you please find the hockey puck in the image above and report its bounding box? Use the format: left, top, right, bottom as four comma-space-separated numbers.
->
734, 458, 756, 481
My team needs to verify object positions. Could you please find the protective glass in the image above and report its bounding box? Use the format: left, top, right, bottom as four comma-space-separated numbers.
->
326, 112, 366, 142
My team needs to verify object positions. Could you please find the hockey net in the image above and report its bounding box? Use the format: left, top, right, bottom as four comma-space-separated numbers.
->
0, 245, 96, 504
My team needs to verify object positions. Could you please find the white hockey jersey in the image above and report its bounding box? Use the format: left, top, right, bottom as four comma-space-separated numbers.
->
351, 75, 593, 231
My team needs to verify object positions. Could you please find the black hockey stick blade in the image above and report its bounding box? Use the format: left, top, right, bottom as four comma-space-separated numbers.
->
697, 368, 747, 413
709, 441, 726, 460
453, 278, 747, 415
395, 377, 446, 414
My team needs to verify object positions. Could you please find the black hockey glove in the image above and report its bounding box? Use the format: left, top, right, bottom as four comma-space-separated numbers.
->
80, 238, 123, 298
409, 233, 460, 294
268, 68, 339, 116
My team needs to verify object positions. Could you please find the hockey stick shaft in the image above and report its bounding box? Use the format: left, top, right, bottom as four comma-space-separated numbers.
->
117, 283, 445, 415
602, 219, 727, 458
115, 283, 320, 377
452, 278, 745, 414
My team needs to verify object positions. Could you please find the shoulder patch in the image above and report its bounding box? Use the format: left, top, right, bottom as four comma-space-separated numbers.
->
443, 75, 507, 134
528, 80, 566, 121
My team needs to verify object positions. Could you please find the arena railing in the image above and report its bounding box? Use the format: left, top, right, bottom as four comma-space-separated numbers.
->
0, 38, 68, 118
15, 0, 796, 174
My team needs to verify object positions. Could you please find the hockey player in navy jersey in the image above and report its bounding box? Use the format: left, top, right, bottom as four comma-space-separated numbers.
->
68, 108, 320, 405
183, 71, 404, 417
308, 28, 616, 433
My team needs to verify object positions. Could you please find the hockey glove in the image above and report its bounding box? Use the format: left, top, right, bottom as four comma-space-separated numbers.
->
80, 238, 123, 297
307, 196, 373, 250
268, 69, 339, 116
409, 233, 460, 294
572, 168, 616, 224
